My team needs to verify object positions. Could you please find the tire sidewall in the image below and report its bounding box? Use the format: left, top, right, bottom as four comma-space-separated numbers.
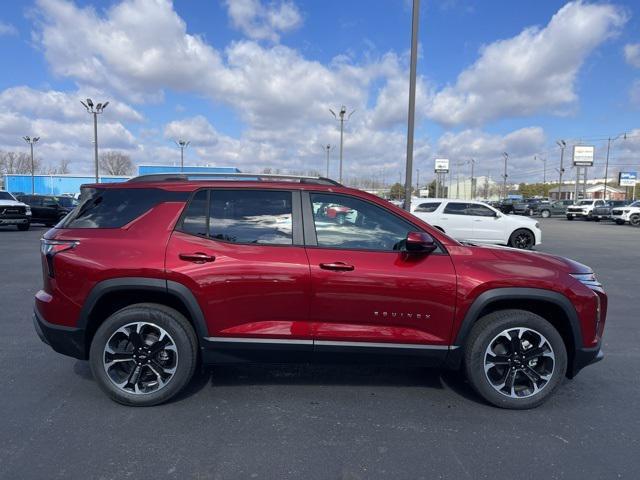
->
464, 310, 568, 409
89, 304, 197, 406
541, 210, 550, 218
509, 229, 534, 249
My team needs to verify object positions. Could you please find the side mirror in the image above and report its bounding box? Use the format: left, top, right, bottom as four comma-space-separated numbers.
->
405, 231, 437, 253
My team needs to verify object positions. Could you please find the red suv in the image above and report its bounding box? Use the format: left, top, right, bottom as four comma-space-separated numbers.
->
33, 174, 606, 409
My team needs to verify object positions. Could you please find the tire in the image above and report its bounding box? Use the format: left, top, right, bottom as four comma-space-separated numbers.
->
434, 226, 445, 233
586, 212, 593, 221
594, 217, 601, 222
464, 309, 567, 409
17, 223, 30, 231
615, 219, 625, 225
630, 214, 640, 227
336, 213, 346, 225
508, 228, 535, 250
566, 215, 573, 221
89, 303, 198, 406
540, 209, 551, 219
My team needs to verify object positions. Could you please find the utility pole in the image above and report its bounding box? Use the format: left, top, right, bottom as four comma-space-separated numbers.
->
536, 155, 547, 184
556, 140, 566, 200
403, 0, 420, 211
330, 106, 355, 184
23, 136, 40, 194
502, 152, 509, 199
81, 99, 109, 183
416, 169, 420, 195
603, 133, 627, 201
456, 160, 461, 199
175, 140, 190, 172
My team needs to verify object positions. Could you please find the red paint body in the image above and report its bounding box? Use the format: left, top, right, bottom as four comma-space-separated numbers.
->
36, 181, 606, 357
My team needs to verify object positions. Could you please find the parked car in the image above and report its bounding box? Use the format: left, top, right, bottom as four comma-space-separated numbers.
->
34, 173, 606, 409
496, 198, 517, 214
591, 200, 630, 222
17, 194, 77, 226
537, 200, 574, 218
513, 198, 548, 216
611, 201, 640, 226
565, 199, 606, 220
0, 190, 31, 230
411, 199, 541, 249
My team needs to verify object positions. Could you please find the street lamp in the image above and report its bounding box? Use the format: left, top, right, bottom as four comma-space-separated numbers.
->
603, 133, 626, 201
468, 158, 476, 199
81, 98, 109, 182
329, 105, 355, 184
321, 144, 334, 178
23, 136, 40, 194
502, 152, 509, 199
536, 155, 547, 184
556, 140, 566, 200
175, 140, 190, 172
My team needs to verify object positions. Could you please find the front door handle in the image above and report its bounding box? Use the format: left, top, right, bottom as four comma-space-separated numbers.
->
319, 262, 354, 271
179, 252, 216, 263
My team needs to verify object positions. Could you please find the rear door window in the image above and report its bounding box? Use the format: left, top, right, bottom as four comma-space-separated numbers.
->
443, 202, 469, 215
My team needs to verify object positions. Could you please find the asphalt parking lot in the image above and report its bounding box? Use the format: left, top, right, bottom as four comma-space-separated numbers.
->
1, 218, 638, 479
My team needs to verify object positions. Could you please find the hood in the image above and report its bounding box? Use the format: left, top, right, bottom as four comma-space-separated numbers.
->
0, 199, 28, 208
472, 243, 592, 274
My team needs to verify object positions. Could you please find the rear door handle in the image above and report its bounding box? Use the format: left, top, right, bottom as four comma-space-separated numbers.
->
319, 262, 354, 272
179, 252, 216, 263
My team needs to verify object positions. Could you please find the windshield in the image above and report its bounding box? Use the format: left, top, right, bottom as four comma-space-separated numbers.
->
577, 200, 592, 205
630, 201, 640, 208
56, 196, 78, 208
0, 191, 16, 201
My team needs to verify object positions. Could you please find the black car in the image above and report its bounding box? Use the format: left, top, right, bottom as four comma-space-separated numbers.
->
496, 198, 517, 214
17, 195, 77, 226
513, 198, 548, 216
592, 200, 630, 221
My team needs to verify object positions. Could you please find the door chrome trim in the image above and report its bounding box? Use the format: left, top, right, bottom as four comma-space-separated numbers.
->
205, 336, 313, 345
204, 336, 457, 350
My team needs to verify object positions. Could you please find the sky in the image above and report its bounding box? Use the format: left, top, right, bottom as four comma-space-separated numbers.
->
0, 0, 639, 185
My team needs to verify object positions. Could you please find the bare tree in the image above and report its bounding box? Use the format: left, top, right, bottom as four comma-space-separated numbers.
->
45, 158, 72, 175
0, 150, 43, 175
99, 151, 134, 176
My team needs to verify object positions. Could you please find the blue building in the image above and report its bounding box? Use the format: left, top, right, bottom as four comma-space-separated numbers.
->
4, 174, 129, 196
3, 165, 241, 195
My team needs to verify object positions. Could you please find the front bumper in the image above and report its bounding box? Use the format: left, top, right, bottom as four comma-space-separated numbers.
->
569, 343, 604, 378
33, 309, 86, 359
0, 217, 29, 225
566, 210, 588, 216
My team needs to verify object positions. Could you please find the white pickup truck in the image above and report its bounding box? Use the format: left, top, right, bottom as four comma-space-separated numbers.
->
611, 201, 640, 226
565, 199, 606, 220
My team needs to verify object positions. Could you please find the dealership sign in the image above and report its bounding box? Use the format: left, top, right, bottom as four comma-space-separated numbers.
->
619, 171, 638, 187
434, 158, 449, 173
573, 145, 595, 166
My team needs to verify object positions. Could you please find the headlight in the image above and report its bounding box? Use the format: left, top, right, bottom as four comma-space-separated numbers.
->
570, 272, 601, 289
25, 206, 31, 214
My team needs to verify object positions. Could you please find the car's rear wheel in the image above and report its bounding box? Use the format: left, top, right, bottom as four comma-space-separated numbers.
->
464, 309, 567, 409
540, 209, 551, 218
508, 228, 534, 249
89, 303, 198, 406
630, 214, 640, 227
615, 219, 625, 225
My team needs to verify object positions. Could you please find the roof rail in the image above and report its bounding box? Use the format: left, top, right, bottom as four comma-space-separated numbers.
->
127, 172, 342, 186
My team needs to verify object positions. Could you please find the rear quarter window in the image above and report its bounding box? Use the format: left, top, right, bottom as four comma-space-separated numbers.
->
59, 187, 188, 228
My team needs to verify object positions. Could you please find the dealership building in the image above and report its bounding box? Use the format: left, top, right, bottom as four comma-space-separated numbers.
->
2, 164, 240, 195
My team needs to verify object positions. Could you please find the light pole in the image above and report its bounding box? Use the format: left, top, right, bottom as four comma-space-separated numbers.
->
175, 140, 190, 172
536, 155, 547, 184
416, 168, 420, 195
556, 140, 566, 200
81, 98, 109, 182
322, 144, 334, 178
330, 105, 355, 184
468, 158, 476, 199
502, 152, 509, 199
403, 0, 420, 211
23, 136, 40, 194
603, 133, 626, 201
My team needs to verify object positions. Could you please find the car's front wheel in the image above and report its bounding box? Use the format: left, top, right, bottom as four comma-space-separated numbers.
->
508, 228, 535, 249
89, 303, 198, 406
540, 209, 551, 218
566, 214, 573, 220
630, 214, 640, 227
615, 219, 625, 225
464, 309, 567, 409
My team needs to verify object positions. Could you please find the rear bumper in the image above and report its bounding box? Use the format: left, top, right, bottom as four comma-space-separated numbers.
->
569, 343, 603, 378
33, 308, 86, 359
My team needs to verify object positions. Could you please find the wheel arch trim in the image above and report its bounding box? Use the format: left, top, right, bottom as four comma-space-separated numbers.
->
77, 277, 208, 340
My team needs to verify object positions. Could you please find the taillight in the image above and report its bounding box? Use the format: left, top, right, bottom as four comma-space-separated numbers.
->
41, 239, 79, 278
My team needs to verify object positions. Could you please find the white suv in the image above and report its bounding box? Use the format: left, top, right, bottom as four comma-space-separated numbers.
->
410, 199, 542, 249
565, 199, 605, 220
611, 201, 640, 226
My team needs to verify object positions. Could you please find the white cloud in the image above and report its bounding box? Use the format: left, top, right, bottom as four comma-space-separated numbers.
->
625, 43, 640, 68
224, 0, 302, 42
0, 21, 18, 36
427, 1, 627, 126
